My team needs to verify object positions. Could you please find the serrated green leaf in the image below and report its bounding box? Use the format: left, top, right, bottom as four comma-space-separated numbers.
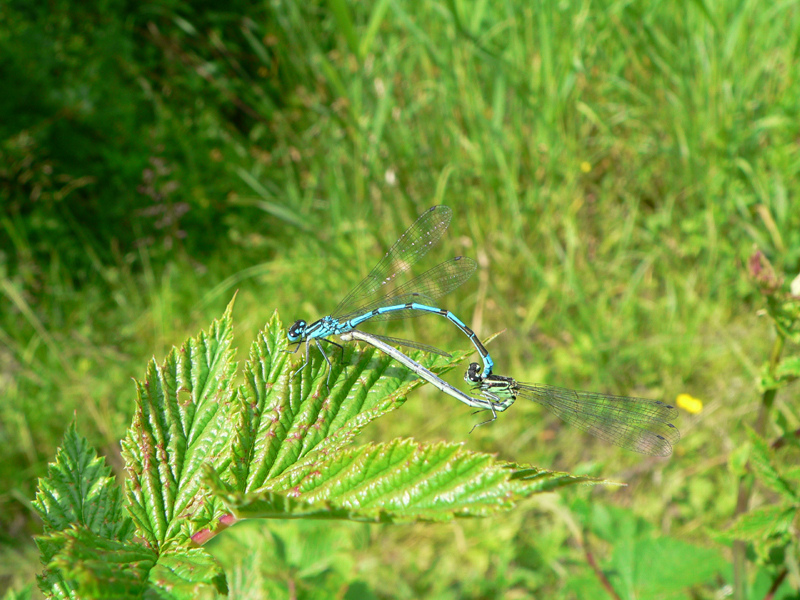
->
196, 312, 598, 528
119, 306, 461, 546
34, 424, 133, 599
121, 298, 238, 550
35, 566, 76, 600
33, 423, 132, 542
227, 312, 443, 494
747, 428, 798, 501
123, 305, 601, 544
207, 438, 597, 523
146, 548, 228, 599
43, 526, 156, 600
719, 503, 797, 543
38, 527, 226, 600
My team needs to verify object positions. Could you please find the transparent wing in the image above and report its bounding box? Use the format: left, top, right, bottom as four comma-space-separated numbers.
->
338, 257, 477, 321
332, 206, 452, 318
516, 383, 680, 457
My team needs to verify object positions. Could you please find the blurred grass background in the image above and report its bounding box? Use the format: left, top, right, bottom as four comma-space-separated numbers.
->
1, 0, 799, 597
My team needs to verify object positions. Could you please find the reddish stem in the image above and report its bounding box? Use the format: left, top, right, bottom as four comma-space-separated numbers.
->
582, 533, 622, 600
190, 512, 238, 546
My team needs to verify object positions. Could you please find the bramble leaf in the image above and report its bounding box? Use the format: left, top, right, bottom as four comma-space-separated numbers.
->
112, 303, 608, 555
207, 438, 595, 523
44, 526, 156, 599
226, 311, 444, 495
33, 424, 133, 599
722, 504, 797, 543
193, 312, 601, 527
147, 548, 228, 598
747, 428, 798, 501
120, 298, 239, 550
33, 423, 132, 542
190, 310, 464, 537
41, 526, 226, 599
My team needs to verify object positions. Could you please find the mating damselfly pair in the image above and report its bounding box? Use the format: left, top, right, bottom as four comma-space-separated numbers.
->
287, 206, 680, 457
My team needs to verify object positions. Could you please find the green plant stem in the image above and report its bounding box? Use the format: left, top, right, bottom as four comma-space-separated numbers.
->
732, 333, 785, 600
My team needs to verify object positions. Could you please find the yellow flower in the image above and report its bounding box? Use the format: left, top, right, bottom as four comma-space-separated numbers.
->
580, 161, 591, 173
676, 393, 703, 414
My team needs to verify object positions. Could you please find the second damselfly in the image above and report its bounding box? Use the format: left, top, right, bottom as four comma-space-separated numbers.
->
464, 363, 680, 456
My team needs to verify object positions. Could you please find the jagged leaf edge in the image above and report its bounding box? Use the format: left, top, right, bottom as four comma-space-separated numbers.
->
41, 526, 227, 599
43, 526, 155, 600
33, 423, 134, 599
205, 437, 601, 524
712, 503, 798, 544
120, 297, 238, 550
33, 422, 132, 540
226, 311, 469, 494
188, 308, 460, 539
746, 427, 798, 501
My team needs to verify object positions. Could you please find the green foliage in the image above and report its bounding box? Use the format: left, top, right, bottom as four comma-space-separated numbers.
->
32, 424, 132, 542
718, 251, 800, 599
4, 0, 800, 597
724, 504, 796, 546
38, 526, 227, 599
719, 425, 800, 567
120, 300, 238, 551
567, 503, 728, 599
745, 429, 797, 503
43, 528, 157, 599
32, 301, 596, 597
207, 439, 589, 523
146, 549, 228, 598
32, 423, 134, 598
208, 520, 367, 600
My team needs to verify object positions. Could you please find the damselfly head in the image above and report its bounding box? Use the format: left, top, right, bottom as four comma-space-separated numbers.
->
465, 362, 482, 384
287, 320, 307, 341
